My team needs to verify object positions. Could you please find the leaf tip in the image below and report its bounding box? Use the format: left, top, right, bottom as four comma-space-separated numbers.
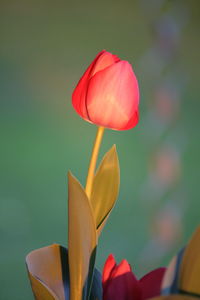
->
107, 144, 118, 161
68, 170, 74, 181
110, 144, 117, 153
110, 144, 119, 167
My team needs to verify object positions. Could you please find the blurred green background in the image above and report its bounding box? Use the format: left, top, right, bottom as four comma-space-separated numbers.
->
1, 0, 200, 299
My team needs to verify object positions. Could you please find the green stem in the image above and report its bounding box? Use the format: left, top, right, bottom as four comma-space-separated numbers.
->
85, 126, 105, 199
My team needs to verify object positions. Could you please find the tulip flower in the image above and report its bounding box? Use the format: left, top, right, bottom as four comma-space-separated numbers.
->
72, 50, 139, 131
102, 254, 166, 300
72, 50, 139, 199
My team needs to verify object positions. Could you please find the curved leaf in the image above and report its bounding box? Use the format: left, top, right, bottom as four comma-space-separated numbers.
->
28, 273, 58, 300
91, 145, 120, 235
26, 244, 67, 300
179, 226, 200, 296
26, 244, 102, 300
68, 172, 97, 300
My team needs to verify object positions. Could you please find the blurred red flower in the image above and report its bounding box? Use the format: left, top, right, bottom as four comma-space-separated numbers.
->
102, 254, 166, 300
72, 50, 139, 130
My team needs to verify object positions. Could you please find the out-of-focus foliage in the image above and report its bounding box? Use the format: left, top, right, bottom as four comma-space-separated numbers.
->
0, 0, 200, 299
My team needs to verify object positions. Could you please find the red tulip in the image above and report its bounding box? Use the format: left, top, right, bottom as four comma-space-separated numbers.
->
72, 50, 139, 130
102, 254, 166, 300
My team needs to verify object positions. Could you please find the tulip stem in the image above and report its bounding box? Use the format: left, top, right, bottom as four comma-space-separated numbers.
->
85, 126, 105, 199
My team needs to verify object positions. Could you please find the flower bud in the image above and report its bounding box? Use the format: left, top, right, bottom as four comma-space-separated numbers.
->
72, 50, 140, 130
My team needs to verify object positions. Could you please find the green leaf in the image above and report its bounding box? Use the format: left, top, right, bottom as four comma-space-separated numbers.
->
68, 172, 97, 300
90, 145, 120, 236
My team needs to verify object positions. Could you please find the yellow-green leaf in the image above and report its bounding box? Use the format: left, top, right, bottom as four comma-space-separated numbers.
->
97, 213, 110, 237
90, 145, 120, 235
26, 244, 65, 300
68, 172, 97, 300
179, 226, 200, 295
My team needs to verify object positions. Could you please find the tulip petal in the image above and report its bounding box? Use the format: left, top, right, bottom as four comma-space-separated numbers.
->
179, 226, 200, 296
103, 258, 140, 300
72, 50, 119, 121
102, 254, 117, 292
90, 51, 120, 77
123, 109, 139, 130
87, 61, 139, 130
110, 259, 136, 280
140, 267, 166, 299
90, 145, 120, 236
68, 172, 97, 300
72, 51, 105, 120
26, 244, 68, 300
